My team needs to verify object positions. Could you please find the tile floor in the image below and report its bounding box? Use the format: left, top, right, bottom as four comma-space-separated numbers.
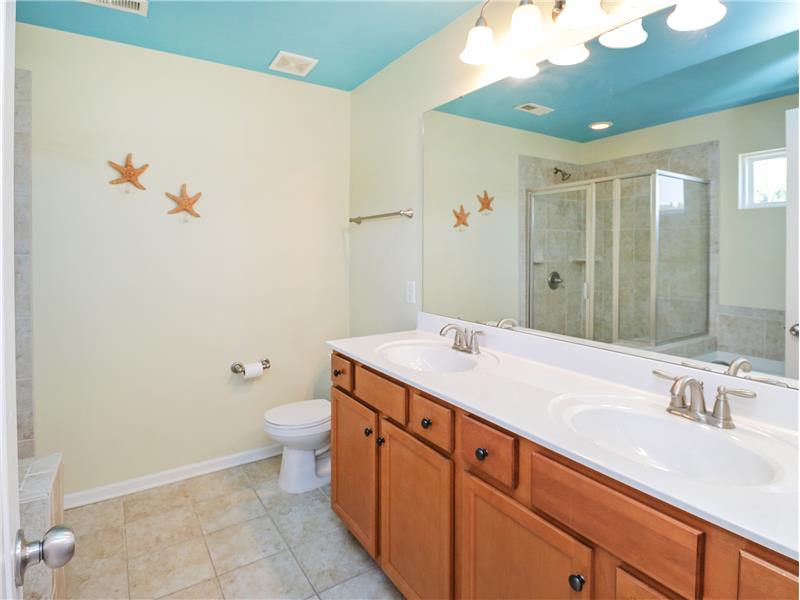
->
63, 458, 402, 599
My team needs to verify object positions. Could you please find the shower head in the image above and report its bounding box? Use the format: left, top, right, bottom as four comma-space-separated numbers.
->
553, 167, 572, 182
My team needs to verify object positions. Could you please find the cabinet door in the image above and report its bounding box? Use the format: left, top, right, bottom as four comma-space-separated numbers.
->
380, 420, 453, 600
331, 388, 379, 558
616, 568, 669, 600
738, 551, 799, 600
461, 472, 592, 600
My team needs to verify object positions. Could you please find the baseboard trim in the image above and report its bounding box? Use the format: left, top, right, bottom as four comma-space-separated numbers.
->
64, 444, 283, 509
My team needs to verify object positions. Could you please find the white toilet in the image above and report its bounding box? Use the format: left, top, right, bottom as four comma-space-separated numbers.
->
263, 399, 332, 494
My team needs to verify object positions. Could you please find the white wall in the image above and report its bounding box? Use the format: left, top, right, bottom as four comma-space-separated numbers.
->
349, 0, 675, 336
16, 24, 351, 493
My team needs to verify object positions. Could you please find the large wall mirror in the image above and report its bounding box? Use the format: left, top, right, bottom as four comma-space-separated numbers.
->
423, 1, 799, 387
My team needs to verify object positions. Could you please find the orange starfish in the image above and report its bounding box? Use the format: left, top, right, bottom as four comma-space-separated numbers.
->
477, 190, 494, 212
453, 204, 470, 228
108, 153, 148, 190
165, 183, 201, 218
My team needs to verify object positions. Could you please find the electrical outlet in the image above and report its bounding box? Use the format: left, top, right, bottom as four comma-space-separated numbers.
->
405, 280, 417, 304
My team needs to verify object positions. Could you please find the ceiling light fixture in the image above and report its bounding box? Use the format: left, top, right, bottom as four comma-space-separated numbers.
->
667, 0, 727, 32
548, 43, 590, 66
506, 56, 540, 79
599, 18, 648, 49
507, 0, 543, 52
459, 0, 495, 65
555, 0, 607, 30
589, 121, 613, 130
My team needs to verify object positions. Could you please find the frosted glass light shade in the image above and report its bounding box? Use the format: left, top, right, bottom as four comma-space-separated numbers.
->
507, 2, 543, 51
548, 43, 590, 66
460, 24, 495, 65
506, 56, 540, 79
667, 0, 727, 32
599, 18, 648, 49
557, 0, 607, 29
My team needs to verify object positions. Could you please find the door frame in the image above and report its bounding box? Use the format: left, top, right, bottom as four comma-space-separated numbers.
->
785, 108, 798, 378
0, 0, 21, 597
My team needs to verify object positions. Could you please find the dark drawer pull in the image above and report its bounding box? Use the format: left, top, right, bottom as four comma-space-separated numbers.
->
376, 436, 385, 446
363, 427, 373, 437
333, 369, 344, 377
568, 574, 585, 592
475, 447, 489, 461
421, 418, 432, 429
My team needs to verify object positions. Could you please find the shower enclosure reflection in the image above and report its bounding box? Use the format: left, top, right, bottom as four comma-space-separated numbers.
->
527, 171, 711, 358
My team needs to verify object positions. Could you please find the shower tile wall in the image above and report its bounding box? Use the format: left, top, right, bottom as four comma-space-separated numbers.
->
717, 305, 785, 361
15, 69, 34, 459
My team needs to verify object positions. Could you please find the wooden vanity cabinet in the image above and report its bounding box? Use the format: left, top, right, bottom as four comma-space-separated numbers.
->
737, 551, 799, 600
330, 387, 379, 557
380, 419, 453, 600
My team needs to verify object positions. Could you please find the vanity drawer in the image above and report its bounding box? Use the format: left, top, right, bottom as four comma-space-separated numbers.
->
530, 453, 703, 599
354, 366, 408, 424
331, 354, 354, 392
459, 414, 518, 488
408, 392, 453, 452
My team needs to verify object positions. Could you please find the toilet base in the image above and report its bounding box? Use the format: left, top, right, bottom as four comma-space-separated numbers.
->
278, 447, 331, 494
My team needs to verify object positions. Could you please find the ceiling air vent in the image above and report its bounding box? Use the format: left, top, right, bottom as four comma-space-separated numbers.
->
268, 51, 319, 77
80, 0, 148, 16
515, 103, 554, 116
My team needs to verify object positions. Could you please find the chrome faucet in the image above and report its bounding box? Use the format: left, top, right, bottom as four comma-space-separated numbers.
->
497, 318, 518, 329
707, 386, 757, 429
440, 324, 483, 354
725, 357, 752, 377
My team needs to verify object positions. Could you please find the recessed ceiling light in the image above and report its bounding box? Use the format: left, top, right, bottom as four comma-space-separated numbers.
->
589, 121, 613, 130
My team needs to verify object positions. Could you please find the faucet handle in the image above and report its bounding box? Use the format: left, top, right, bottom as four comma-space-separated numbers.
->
652, 369, 680, 381
719, 386, 757, 399
709, 386, 756, 429
467, 330, 484, 354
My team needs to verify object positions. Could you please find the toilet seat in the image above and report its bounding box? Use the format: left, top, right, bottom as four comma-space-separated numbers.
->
263, 399, 331, 430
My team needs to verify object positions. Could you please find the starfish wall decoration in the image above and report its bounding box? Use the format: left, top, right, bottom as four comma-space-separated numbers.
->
165, 183, 202, 218
453, 204, 470, 229
108, 153, 148, 190
477, 190, 494, 213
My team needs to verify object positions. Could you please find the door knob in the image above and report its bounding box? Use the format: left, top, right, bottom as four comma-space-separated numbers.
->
376, 437, 385, 446
363, 427, 373, 437
15, 526, 76, 586
568, 573, 585, 592
421, 418, 432, 429
475, 447, 489, 461
790, 323, 799, 337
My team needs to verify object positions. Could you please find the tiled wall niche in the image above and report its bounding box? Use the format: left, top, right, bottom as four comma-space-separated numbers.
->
15, 68, 34, 459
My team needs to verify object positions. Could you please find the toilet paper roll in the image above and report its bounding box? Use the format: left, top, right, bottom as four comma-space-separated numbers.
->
243, 362, 264, 379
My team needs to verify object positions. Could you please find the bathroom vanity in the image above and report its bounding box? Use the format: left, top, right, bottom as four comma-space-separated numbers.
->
327, 319, 798, 600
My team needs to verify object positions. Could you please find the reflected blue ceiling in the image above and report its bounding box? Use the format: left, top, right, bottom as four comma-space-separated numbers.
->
437, 2, 799, 142
16, 0, 476, 91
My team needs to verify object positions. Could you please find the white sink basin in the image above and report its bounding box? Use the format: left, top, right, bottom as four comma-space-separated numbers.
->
550, 394, 794, 488
376, 340, 498, 373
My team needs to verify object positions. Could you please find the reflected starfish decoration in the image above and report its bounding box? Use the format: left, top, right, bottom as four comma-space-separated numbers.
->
165, 183, 201, 218
477, 190, 494, 212
453, 204, 470, 228
108, 153, 148, 190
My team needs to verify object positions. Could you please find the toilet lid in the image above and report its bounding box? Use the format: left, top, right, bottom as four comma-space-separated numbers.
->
263, 399, 331, 428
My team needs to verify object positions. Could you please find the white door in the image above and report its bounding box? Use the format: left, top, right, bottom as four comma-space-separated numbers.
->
785, 108, 798, 379
0, 0, 22, 597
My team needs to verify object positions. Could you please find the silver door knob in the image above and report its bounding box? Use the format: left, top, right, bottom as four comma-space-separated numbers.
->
15, 526, 75, 586
790, 323, 799, 337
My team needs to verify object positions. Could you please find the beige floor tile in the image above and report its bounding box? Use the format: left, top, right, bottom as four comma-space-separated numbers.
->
318, 484, 331, 498
255, 480, 322, 517
125, 504, 202, 559
71, 525, 125, 565
66, 555, 129, 600
160, 578, 222, 599
205, 515, 287, 575
124, 481, 192, 523
217, 551, 314, 600
128, 537, 214, 599
183, 468, 250, 504
241, 457, 281, 489
292, 528, 375, 592
265, 490, 344, 548
194, 489, 266, 535
318, 568, 403, 600
65, 498, 123, 536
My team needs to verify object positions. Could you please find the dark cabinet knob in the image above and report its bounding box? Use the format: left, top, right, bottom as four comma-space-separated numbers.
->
363, 427, 373, 437
421, 418, 433, 429
333, 369, 344, 377
376, 436, 385, 446
568, 574, 585, 592
475, 448, 489, 461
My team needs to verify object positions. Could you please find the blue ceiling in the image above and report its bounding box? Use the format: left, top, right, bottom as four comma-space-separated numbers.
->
436, 2, 799, 142
16, 0, 476, 91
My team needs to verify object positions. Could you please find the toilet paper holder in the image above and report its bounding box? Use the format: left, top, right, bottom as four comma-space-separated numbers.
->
231, 359, 271, 375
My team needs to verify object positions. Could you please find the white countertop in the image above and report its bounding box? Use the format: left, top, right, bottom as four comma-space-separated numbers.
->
328, 328, 798, 559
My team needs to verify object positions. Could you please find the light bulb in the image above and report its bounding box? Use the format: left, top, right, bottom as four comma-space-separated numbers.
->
507, 0, 543, 52
460, 16, 495, 65
599, 18, 648, 49
556, 0, 607, 29
548, 43, 590, 66
667, 0, 727, 32
506, 55, 540, 79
